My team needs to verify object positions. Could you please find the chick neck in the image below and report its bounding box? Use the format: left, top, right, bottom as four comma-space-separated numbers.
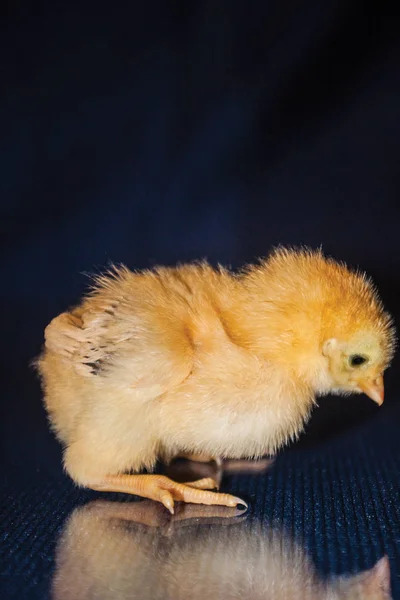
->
223, 267, 334, 395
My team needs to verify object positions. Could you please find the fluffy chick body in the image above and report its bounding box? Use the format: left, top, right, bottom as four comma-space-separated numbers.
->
37, 248, 395, 489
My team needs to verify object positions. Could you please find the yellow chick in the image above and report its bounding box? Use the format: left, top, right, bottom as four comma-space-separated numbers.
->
36, 247, 396, 513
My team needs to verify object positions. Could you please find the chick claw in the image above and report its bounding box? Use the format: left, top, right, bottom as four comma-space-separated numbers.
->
92, 474, 246, 515
149, 476, 245, 515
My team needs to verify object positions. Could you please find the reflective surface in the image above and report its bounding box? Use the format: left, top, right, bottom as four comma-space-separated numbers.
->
2, 414, 400, 600
52, 499, 390, 600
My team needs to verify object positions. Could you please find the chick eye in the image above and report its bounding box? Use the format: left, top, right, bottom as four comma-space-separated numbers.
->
349, 354, 368, 367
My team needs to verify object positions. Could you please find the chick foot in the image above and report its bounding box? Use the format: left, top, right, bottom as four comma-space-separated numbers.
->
90, 474, 246, 515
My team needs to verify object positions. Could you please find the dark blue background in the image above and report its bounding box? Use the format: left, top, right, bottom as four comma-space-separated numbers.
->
1, 2, 400, 598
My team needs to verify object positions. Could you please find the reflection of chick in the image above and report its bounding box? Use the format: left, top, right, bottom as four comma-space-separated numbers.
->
37, 248, 396, 512
52, 501, 392, 600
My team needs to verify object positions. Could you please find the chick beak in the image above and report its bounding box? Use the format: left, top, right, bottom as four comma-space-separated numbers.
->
358, 375, 384, 406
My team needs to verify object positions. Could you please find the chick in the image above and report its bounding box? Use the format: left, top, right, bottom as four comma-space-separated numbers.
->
37, 247, 396, 513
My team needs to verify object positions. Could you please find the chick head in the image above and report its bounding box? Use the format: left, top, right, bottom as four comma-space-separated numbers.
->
322, 331, 394, 405
261, 247, 397, 406
319, 270, 396, 406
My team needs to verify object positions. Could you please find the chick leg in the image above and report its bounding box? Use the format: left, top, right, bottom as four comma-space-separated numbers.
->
176, 453, 223, 467
169, 455, 273, 488
90, 474, 247, 515
223, 457, 275, 473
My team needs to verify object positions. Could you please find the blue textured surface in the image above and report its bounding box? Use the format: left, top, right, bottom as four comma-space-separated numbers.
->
1, 405, 400, 597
